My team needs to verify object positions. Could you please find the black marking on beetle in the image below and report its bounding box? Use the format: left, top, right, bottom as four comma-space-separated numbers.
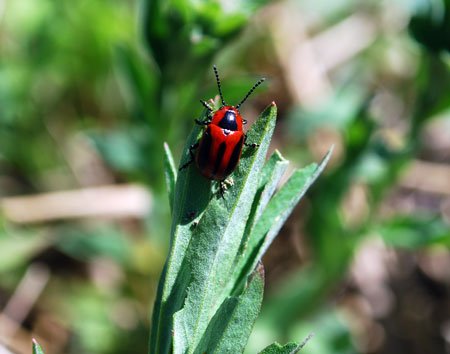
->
197, 126, 212, 171
213, 142, 227, 177
218, 110, 238, 131
225, 135, 244, 176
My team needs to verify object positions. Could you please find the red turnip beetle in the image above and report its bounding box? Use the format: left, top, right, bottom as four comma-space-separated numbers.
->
180, 66, 265, 197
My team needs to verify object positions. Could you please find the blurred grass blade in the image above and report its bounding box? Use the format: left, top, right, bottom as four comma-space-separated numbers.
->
193, 263, 264, 354
0, 234, 50, 273
375, 215, 450, 248
232, 147, 333, 295
163, 142, 177, 213
173, 103, 277, 354
32, 339, 45, 354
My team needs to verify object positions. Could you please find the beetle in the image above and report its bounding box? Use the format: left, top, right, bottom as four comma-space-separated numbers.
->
179, 65, 265, 197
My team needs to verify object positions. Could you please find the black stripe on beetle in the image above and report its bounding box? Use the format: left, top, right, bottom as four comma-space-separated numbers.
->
213, 142, 227, 177
225, 135, 244, 177
196, 126, 212, 172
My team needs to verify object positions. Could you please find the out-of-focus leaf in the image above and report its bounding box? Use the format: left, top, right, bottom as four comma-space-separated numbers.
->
56, 226, 130, 264
143, 0, 274, 68
413, 55, 450, 129
287, 86, 366, 139
0, 233, 50, 273
375, 215, 450, 248
114, 45, 159, 120
409, 0, 450, 53
89, 127, 150, 174
163, 142, 177, 213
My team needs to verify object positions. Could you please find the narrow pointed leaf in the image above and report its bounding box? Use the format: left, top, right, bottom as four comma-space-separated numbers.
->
257, 342, 302, 354
32, 339, 45, 354
173, 103, 277, 354
232, 147, 333, 295
255, 148, 332, 260
222, 151, 288, 298
163, 142, 177, 213
253, 150, 289, 222
258, 333, 314, 354
194, 263, 264, 354
237, 151, 289, 258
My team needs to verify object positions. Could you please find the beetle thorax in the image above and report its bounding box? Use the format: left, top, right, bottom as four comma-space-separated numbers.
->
212, 106, 243, 132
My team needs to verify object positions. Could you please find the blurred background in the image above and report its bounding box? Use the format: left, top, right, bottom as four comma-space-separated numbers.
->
0, 0, 450, 353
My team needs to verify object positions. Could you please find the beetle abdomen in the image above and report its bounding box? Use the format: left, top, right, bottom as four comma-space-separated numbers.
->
196, 125, 244, 181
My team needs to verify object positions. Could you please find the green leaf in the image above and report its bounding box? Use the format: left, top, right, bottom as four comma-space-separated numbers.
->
172, 103, 277, 354
219, 150, 288, 298
253, 148, 333, 260
253, 150, 290, 224
163, 142, 177, 213
258, 333, 314, 354
230, 147, 333, 296
32, 339, 45, 354
287, 86, 366, 138
0, 233, 50, 273
150, 111, 212, 354
257, 342, 301, 354
194, 263, 264, 354
376, 214, 450, 248
408, 0, 450, 53
114, 44, 158, 120
237, 150, 289, 261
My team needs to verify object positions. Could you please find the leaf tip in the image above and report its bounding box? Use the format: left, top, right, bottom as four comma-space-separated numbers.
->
253, 261, 265, 279
321, 145, 334, 165
295, 332, 315, 352
270, 101, 277, 107
32, 338, 44, 354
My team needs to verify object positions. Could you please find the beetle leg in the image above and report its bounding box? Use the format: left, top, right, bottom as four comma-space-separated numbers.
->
195, 119, 211, 126
179, 142, 199, 170
200, 99, 214, 112
244, 133, 260, 148
199, 99, 215, 122
218, 178, 233, 199
218, 180, 226, 199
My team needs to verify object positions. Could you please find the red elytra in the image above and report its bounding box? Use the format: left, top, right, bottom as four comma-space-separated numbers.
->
180, 66, 265, 196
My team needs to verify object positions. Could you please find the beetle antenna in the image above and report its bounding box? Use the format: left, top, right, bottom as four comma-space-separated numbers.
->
236, 77, 265, 109
213, 65, 226, 107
